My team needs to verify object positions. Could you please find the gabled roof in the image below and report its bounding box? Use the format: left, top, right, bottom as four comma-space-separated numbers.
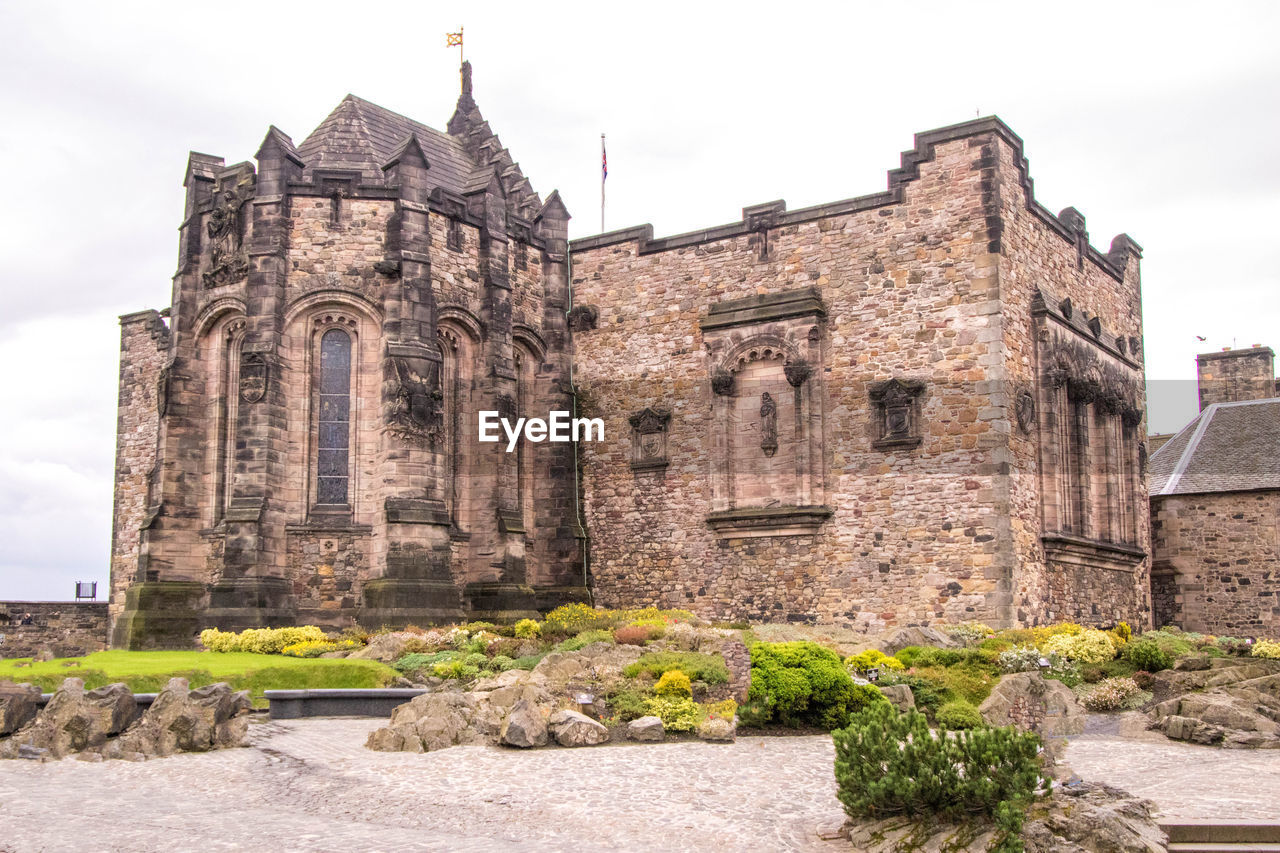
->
1149, 397, 1280, 496
296, 94, 477, 192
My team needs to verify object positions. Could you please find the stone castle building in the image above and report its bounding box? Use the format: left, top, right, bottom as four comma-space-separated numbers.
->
110, 65, 1153, 647
1150, 346, 1279, 635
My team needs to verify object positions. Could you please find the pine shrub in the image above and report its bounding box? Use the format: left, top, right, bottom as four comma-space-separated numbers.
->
935, 699, 985, 730
1123, 639, 1173, 672
833, 703, 1045, 822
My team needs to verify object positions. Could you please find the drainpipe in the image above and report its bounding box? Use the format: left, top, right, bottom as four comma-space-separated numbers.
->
565, 249, 593, 605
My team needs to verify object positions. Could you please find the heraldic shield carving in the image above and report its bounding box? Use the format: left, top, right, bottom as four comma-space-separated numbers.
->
239, 353, 268, 403
629, 407, 671, 471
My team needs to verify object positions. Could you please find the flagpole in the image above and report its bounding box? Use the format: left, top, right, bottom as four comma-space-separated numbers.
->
600, 133, 606, 233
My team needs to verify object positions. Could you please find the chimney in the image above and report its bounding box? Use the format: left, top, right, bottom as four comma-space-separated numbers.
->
1196, 345, 1277, 410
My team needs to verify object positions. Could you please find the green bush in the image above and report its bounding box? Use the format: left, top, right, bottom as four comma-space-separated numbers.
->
913, 665, 996, 706
508, 653, 546, 671
644, 696, 701, 731
833, 703, 1045, 822
1132, 629, 1193, 659
878, 673, 948, 720
392, 651, 458, 673
513, 619, 541, 639
622, 651, 730, 684
1123, 639, 1173, 672
654, 669, 693, 698
554, 629, 616, 652
747, 641, 887, 729
605, 687, 651, 723
844, 649, 904, 675
936, 699, 985, 730
1043, 629, 1117, 664
199, 625, 330, 654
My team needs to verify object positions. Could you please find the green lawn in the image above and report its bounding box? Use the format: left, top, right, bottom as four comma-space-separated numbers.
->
0, 650, 397, 706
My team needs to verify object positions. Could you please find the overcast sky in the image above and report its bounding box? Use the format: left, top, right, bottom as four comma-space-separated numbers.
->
1, 1, 1277, 601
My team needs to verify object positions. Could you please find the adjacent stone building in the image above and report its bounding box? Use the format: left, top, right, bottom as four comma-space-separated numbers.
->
571, 119, 1150, 631
110, 67, 1153, 646
1150, 346, 1279, 635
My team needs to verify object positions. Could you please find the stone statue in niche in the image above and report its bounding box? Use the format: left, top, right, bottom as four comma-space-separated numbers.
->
203, 180, 251, 288
156, 364, 171, 416
239, 353, 268, 404
760, 392, 778, 457
1016, 390, 1036, 434
386, 357, 443, 446
628, 407, 671, 471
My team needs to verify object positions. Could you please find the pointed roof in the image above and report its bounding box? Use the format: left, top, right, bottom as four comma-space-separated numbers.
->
297, 94, 475, 191
1150, 397, 1280, 496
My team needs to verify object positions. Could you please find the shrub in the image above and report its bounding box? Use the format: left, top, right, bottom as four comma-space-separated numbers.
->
998, 645, 1044, 673
748, 641, 887, 729
488, 655, 515, 672
701, 698, 737, 721
281, 639, 361, 658
945, 623, 996, 647
1110, 621, 1132, 646
613, 625, 652, 646
431, 660, 481, 680
1123, 639, 1174, 672
555, 629, 616, 652
912, 665, 996, 706
199, 626, 329, 654
392, 651, 458, 673
936, 699, 985, 730
508, 653, 546, 671
513, 619, 541, 639
1042, 629, 1117, 664
542, 603, 619, 636
878, 672, 948, 720
844, 649, 905, 675
653, 670, 693, 698
1136, 629, 1194, 659
892, 646, 929, 668
833, 703, 1045, 822
605, 687, 652, 723
1253, 639, 1280, 660
644, 696, 701, 731
623, 651, 730, 684
1080, 665, 1104, 684
1079, 676, 1142, 711
1131, 670, 1153, 690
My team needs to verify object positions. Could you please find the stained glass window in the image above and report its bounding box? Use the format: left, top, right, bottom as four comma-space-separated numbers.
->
317, 328, 351, 506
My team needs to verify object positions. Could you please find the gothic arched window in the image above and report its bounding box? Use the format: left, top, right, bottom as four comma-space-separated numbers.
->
316, 327, 352, 508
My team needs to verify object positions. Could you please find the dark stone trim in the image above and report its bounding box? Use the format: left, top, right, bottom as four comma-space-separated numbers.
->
699, 288, 826, 331
630, 459, 669, 472
569, 117, 1139, 283
1042, 532, 1147, 571
706, 505, 833, 535
384, 497, 451, 526
1031, 289, 1141, 370
285, 521, 373, 535
871, 436, 923, 451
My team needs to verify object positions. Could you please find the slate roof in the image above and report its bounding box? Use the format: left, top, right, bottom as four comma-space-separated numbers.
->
296, 94, 479, 192
1149, 397, 1280, 496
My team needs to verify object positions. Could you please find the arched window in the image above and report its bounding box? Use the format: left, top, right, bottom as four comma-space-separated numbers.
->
316, 327, 352, 508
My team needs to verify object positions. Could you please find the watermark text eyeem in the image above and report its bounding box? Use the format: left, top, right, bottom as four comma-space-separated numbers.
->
478, 410, 605, 452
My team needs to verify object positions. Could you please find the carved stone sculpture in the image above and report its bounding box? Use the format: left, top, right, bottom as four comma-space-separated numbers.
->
386, 358, 443, 445
760, 392, 778, 457
203, 182, 250, 288
239, 353, 268, 404
710, 369, 735, 397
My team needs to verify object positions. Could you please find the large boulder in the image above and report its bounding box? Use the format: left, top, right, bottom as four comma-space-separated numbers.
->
843, 783, 1165, 853
105, 678, 251, 758
1022, 782, 1167, 852
879, 627, 960, 656
627, 715, 665, 742
878, 684, 915, 714
532, 642, 643, 695
499, 698, 548, 748
0, 681, 41, 735
548, 709, 609, 747
366, 669, 553, 753
1149, 670, 1280, 748
0, 678, 138, 759
348, 632, 430, 663
697, 715, 736, 743
979, 672, 1085, 737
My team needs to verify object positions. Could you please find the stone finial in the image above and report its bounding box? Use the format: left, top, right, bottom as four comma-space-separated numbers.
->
461, 60, 473, 97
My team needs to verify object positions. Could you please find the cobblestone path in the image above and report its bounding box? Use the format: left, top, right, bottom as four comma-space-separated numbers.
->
0, 719, 848, 852
2, 717, 1279, 852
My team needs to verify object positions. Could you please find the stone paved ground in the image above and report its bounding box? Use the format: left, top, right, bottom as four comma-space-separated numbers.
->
1, 717, 1279, 852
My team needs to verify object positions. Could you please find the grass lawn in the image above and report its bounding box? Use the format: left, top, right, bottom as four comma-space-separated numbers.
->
0, 650, 397, 706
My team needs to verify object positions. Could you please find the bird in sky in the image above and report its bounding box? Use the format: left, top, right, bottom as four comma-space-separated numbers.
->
1196, 335, 1207, 342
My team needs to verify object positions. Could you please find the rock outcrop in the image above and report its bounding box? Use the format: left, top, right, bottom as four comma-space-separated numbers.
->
879, 627, 960, 656
844, 783, 1166, 853
878, 683, 915, 714
979, 671, 1085, 737
548, 709, 609, 747
1149, 667, 1280, 748
0, 677, 250, 761
0, 682, 41, 735
499, 698, 548, 748
626, 715, 665, 742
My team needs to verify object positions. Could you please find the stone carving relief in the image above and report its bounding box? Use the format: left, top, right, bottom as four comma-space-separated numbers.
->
1016, 389, 1036, 434
568, 305, 598, 332
1042, 338, 1142, 424
784, 358, 812, 387
386, 357, 443, 446
869, 378, 926, 450
710, 369, 735, 397
628, 407, 671, 471
239, 353, 268, 404
156, 363, 172, 417
203, 178, 252, 288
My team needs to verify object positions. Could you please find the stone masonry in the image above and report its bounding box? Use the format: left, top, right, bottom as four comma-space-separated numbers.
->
570, 118, 1149, 631
110, 70, 1153, 645
0, 602, 108, 659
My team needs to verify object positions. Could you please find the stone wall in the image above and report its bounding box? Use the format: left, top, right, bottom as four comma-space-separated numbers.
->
108, 310, 169, 635
569, 118, 1149, 630
0, 602, 108, 659
1151, 490, 1280, 636
1197, 347, 1276, 410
